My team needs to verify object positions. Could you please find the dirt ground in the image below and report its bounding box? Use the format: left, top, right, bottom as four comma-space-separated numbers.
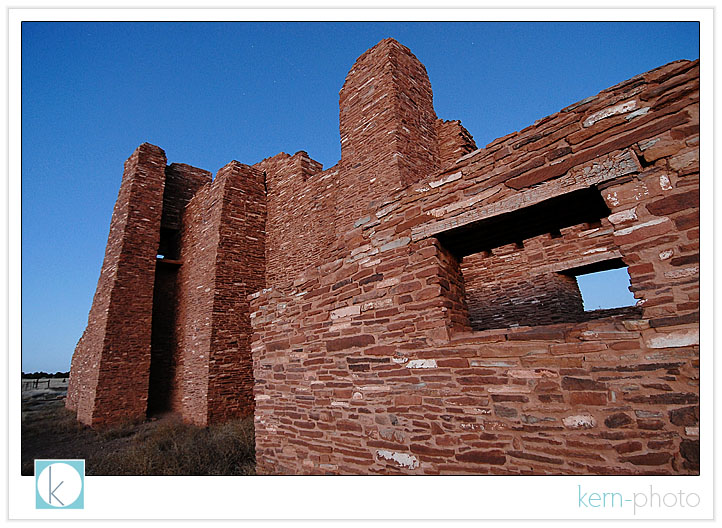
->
21, 381, 256, 476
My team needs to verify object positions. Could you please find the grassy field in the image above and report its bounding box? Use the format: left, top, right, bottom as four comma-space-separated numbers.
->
21, 381, 256, 476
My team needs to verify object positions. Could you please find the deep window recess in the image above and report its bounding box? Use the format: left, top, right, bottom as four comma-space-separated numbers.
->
439, 187, 642, 331
437, 187, 611, 259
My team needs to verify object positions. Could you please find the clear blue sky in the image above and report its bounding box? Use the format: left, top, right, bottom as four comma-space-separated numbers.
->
21, 21, 699, 372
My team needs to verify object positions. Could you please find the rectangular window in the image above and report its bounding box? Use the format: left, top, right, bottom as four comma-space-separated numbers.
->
573, 265, 639, 319
439, 187, 641, 331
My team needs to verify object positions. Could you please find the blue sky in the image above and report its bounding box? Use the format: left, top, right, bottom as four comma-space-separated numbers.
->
21, 21, 699, 372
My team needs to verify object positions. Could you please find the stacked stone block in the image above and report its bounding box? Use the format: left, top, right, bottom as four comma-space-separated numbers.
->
435, 119, 477, 169
337, 39, 440, 232
253, 152, 326, 286
148, 163, 212, 416
461, 219, 642, 330
205, 162, 266, 424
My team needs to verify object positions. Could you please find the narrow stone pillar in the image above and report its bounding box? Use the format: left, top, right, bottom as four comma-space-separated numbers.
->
173, 161, 266, 425
67, 143, 167, 426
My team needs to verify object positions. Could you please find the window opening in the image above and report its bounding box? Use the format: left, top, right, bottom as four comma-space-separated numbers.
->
575, 267, 637, 311
438, 187, 642, 331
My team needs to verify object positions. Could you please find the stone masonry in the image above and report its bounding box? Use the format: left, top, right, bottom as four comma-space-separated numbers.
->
67, 152, 265, 427
68, 38, 700, 474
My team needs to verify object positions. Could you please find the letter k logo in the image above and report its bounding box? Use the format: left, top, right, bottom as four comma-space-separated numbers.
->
48, 465, 65, 506
35, 460, 84, 509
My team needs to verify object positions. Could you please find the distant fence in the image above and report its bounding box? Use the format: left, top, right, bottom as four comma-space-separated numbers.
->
22, 378, 66, 391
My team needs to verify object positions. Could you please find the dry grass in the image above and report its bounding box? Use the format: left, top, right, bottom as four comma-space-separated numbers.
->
22, 397, 256, 476
90, 416, 256, 476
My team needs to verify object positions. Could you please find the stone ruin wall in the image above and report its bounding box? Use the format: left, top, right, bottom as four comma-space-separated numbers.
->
67, 152, 266, 427
249, 41, 700, 475
67, 38, 699, 475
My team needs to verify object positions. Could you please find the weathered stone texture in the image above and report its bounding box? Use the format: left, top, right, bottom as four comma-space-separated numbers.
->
460, 219, 643, 330
148, 163, 211, 416
68, 153, 265, 426
253, 151, 327, 286
69, 39, 699, 475
250, 47, 700, 475
435, 119, 477, 169
206, 162, 266, 424
337, 38, 440, 230
68, 143, 167, 426
171, 161, 266, 426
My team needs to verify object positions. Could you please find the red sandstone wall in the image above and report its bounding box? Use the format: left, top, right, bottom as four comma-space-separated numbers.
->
466, 268, 585, 330
68, 41, 700, 475
206, 162, 266, 423
254, 39, 475, 281
435, 119, 477, 169
461, 220, 632, 330
161, 163, 213, 232
252, 56, 699, 475
170, 174, 222, 423
148, 163, 211, 415
69, 149, 266, 427
172, 161, 266, 426
254, 152, 328, 285
67, 143, 168, 426
336, 39, 439, 233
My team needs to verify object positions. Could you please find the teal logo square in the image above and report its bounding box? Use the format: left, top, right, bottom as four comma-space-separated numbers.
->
35, 459, 84, 509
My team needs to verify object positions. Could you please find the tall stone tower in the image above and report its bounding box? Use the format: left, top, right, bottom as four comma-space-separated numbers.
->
66, 37, 478, 428
66, 146, 266, 427
337, 38, 440, 226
